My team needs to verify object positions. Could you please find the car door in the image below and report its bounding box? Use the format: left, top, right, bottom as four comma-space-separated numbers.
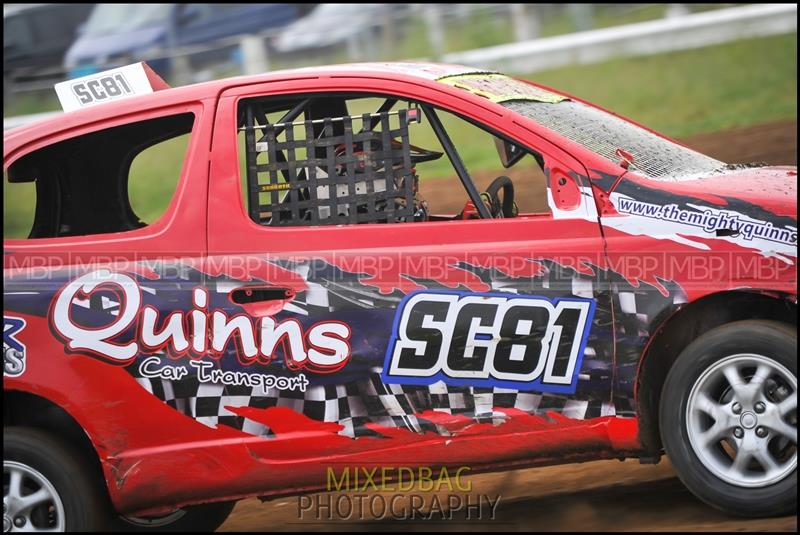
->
3, 100, 218, 512
200, 75, 620, 471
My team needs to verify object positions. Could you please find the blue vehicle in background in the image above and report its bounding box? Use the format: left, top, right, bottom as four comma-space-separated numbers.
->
64, 4, 312, 78
4, 4, 94, 88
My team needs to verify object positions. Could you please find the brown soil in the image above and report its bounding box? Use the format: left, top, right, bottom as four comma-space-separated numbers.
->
220, 458, 796, 532
683, 119, 797, 167
219, 120, 797, 532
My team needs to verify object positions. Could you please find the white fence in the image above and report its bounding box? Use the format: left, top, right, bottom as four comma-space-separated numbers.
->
443, 3, 797, 73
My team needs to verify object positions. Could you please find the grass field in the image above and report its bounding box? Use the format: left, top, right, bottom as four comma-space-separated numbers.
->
523, 32, 797, 139
4, 33, 797, 238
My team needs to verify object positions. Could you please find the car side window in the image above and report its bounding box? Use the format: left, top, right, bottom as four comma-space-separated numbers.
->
3, 113, 194, 239
237, 94, 551, 228
416, 107, 550, 217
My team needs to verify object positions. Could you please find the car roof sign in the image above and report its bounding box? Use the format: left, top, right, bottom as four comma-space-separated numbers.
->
54, 62, 171, 112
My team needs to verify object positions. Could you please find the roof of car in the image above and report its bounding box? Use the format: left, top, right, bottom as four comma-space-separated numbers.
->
4, 62, 492, 142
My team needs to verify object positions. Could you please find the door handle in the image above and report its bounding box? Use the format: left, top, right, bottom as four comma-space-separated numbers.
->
230, 286, 295, 304
229, 286, 296, 316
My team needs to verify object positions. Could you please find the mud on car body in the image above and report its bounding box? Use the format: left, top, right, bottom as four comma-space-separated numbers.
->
3, 61, 797, 531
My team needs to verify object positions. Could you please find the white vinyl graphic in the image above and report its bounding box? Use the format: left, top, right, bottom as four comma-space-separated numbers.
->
548, 183, 797, 265
55, 63, 156, 112
383, 290, 595, 394
49, 269, 353, 372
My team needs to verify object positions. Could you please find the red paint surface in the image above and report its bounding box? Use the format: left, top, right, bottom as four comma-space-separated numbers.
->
4, 62, 795, 516
4, 313, 641, 514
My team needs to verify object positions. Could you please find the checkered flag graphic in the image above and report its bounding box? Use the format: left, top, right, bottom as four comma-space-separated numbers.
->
609, 274, 687, 417
122, 254, 688, 437
134, 367, 607, 439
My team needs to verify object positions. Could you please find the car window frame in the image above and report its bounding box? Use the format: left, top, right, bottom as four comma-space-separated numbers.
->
3, 101, 209, 254
227, 87, 589, 232
208, 77, 597, 257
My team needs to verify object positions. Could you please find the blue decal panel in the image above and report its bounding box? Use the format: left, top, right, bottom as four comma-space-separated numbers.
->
6, 256, 644, 438
382, 290, 596, 394
4, 316, 27, 377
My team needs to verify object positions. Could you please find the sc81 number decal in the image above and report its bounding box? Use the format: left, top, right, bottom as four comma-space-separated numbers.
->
382, 291, 595, 393
71, 74, 133, 106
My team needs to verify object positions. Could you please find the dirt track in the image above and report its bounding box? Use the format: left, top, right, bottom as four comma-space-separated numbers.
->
219, 120, 798, 532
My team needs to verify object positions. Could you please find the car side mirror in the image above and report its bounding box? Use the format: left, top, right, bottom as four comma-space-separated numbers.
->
615, 147, 635, 170
494, 136, 526, 168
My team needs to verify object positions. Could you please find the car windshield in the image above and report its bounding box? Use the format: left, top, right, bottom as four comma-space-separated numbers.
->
503, 99, 727, 181
84, 4, 172, 36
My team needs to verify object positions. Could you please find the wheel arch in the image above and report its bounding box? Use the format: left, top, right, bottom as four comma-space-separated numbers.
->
635, 289, 797, 455
3, 388, 112, 506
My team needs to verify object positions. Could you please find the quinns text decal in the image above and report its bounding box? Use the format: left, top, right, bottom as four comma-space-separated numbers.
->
383, 290, 595, 394
49, 269, 351, 372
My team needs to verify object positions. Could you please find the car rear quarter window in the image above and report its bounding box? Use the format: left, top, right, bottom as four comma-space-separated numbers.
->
2, 170, 35, 240
4, 113, 194, 239
128, 133, 192, 225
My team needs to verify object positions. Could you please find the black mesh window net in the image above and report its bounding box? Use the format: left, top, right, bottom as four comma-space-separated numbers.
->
242, 101, 426, 227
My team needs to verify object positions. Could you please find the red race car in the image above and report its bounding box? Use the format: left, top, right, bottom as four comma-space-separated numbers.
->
3, 62, 797, 531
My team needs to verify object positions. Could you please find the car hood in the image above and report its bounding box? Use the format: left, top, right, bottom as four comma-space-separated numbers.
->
659, 165, 797, 219
603, 165, 797, 270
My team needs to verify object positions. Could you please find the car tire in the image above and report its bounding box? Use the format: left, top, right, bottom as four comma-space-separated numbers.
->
114, 501, 237, 532
4, 426, 112, 531
660, 320, 797, 517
